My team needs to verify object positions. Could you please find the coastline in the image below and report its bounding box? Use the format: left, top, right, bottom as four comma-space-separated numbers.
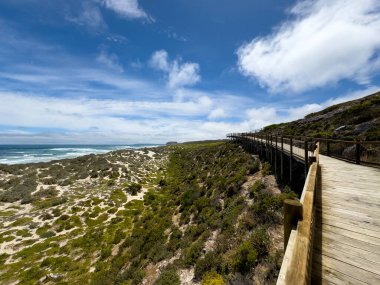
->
0, 144, 163, 165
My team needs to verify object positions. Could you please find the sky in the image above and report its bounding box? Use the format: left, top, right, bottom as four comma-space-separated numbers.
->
0, 0, 379, 144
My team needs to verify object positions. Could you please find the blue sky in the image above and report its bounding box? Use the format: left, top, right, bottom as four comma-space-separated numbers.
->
0, 0, 379, 144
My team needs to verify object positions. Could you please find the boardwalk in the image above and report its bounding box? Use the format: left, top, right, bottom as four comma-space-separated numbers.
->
229, 134, 380, 284
313, 155, 380, 284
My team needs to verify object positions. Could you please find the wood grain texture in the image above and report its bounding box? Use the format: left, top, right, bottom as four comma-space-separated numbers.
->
312, 155, 380, 284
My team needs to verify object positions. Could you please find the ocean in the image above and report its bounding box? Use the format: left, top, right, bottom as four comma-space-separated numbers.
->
0, 144, 160, 165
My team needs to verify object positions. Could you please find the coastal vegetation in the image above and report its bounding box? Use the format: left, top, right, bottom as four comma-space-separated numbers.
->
261, 91, 380, 140
0, 142, 294, 284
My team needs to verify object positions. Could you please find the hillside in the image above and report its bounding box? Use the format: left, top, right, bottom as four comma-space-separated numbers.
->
0, 142, 294, 285
262, 91, 380, 140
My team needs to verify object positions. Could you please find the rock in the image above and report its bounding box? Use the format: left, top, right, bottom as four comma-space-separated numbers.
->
334, 125, 346, 132
47, 273, 65, 281
353, 121, 372, 135
342, 145, 356, 159
166, 141, 178, 146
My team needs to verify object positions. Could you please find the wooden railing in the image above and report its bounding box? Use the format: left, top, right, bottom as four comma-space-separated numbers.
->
278, 142, 319, 284
227, 133, 380, 167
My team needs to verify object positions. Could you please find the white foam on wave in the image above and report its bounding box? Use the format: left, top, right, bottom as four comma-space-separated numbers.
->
0, 145, 161, 165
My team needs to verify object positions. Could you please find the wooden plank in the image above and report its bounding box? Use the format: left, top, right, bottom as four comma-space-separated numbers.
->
314, 234, 380, 266
318, 194, 380, 209
315, 225, 380, 254
314, 237, 380, 274
312, 259, 368, 285
312, 253, 380, 284
317, 198, 380, 216
318, 204, 380, 220
314, 244, 380, 275
317, 208, 380, 229
320, 185, 380, 195
317, 209, 380, 233
319, 218, 380, 238
317, 222, 380, 247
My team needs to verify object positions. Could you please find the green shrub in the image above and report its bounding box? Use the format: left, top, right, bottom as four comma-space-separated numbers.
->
113, 229, 126, 244
100, 247, 112, 260
32, 187, 59, 200
184, 241, 204, 266
262, 162, 271, 176
250, 180, 265, 198
40, 231, 56, 239
125, 183, 142, 195
195, 251, 222, 280
251, 228, 270, 257
19, 266, 46, 283
202, 272, 225, 285
0, 253, 9, 265
154, 269, 180, 285
10, 217, 33, 227
233, 241, 257, 274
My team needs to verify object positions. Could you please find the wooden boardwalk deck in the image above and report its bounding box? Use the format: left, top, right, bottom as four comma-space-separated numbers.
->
238, 135, 380, 284
312, 155, 380, 284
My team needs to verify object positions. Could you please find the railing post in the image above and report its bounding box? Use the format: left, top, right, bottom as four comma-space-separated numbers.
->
275, 136, 278, 175
356, 143, 360, 165
281, 136, 284, 181
270, 135, 273, 166
327, 141, 330, 156
304, 139, 309, 175
290, 138, 293, 185
284, 199, 302, 250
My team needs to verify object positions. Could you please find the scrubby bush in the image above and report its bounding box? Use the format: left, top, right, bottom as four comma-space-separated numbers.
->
41, 213, 54, 220
184, 241, 204, 266
40, 231, 56, 239
232, 241, 257, 274
195, 251, 222, 280
262, 162, 271, 176
113, 229, 126, 244
33, 187, 59, 199
250, 180, 265, 198
125, 183, 142, 195
154, 269, 180, 285
251, 228, 270, 258
0, 178, 37, 203
202, 272, 225, 285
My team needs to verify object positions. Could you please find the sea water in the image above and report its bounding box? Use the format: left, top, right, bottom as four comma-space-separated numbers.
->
0, 144, 160, 165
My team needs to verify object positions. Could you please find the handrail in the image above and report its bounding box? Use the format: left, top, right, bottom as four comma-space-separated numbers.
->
227, 132, 380, 144
227, 132, 380, 167
282, 142, 319, 284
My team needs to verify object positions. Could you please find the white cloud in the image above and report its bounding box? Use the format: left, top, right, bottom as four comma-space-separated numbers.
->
101, 0, 151, 21
246, 107, 280, 130
150, 50, 201, 88
168, 62, 200, 88
286, 104, 322, 120
237, 0, 380, 93
149, 50, 170, 71
96, 50, 124, 72
208, 108, 227, 120
66, 2, 106, 32
324, 85, 380, 106
0, 91, 241, 144
245, 86, 379, 130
